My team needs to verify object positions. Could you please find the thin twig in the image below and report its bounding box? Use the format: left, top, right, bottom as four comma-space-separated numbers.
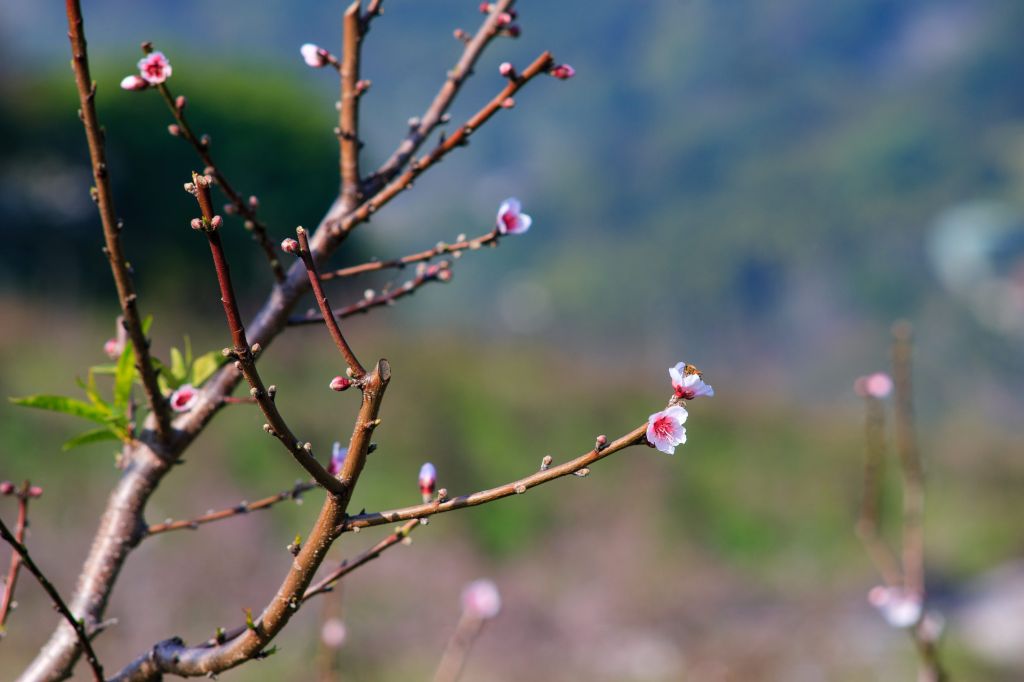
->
154, 77, 285, 281
329, 50, 554, 240
295, 227, 366, 378
143, 481, 318, 536
340, 1, 364, 206
433, 611, 485, 682
288, 259, 451, 327
0, 482, 31, 635
854, 395, 903, 588
362, 0, 384, 31
65, 0, 171, 442
367, 0, 518, 193
188, 174, 345, 496
0, 515, 104, 681
891, 321, 925, 599
321, 228, 499, 280
340, 424, 648, 533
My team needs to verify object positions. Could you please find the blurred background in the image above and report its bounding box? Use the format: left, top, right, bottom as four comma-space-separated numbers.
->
1, 0, 1023, 679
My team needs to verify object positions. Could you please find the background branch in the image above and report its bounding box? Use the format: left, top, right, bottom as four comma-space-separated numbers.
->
0, 482, 32, 636
320, 228, 498, 280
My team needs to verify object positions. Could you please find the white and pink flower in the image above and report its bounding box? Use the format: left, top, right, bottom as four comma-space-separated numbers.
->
169, 384, 198, 412
854, 372, 894, 399
418, 462, 437, 502
669, 362, 714, 400
496, 198, 531, 235
462, 579, 501, 620
646, 406, 688, 454
868, 586, 923, 628
137, 52, 172, 85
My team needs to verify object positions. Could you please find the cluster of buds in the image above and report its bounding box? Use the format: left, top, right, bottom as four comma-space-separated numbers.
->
189, 215, 222, 232
420, 261, 453, 283
418, 462, 437, 502
120, 51, 172, 91
646, 362, 715, 454
0, 482, 43, 498
854, 372, 894, 399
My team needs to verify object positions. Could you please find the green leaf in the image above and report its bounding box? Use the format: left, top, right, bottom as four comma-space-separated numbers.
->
10, 395, 112, 425
170, 347, 187, 383
62, 427, 121, 451
113, 339, 136, 410
191, 351, 223, 387
89, 363, 118, 375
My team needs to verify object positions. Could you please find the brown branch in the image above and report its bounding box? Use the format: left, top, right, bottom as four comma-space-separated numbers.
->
143, 480, 318, 537
891, 321, 925, 599
109, 360, 391, 681
154, 77, 285, 282
295, 227, 366, 378
65, 0, 171, 443
433, 611, 486, 682
189, 174, 346, 496
321, 228, 499, 280
0, 482, 32, 636
340, 424, 648, 533
339, 1, 364, 206
287, 260, 451, 326
367, 0, 518, 193
331, 50, 554, 241
854, 395, 903, 588
0, 515, 104, 681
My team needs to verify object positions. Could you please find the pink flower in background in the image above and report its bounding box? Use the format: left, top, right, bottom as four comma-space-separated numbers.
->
462, 579, 501, 619
321, 618, 347, 648
301, 43, 328, 68
669, 362, 714, 400
169, 384, 198, 412
328, 442, 348, 476
104, 337, 124, 359
418, 462, 437, 502
137, 52, 172, 84
646, 406, 688, 454
854, 372, 894, 399
868, 586, 922, 628
496, 198, 531, 235
550, 64, 575, 80
119, 75, 148, 91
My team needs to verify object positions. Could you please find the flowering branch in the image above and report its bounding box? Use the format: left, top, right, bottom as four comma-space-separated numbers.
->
287, 260, 451, 327
291, 227, 366, 378
329, 50, 555, 240
0, 514, 104, 681
65, 0, 171, 443
187, 174, 346, 496
0, 481, 40, 636
146, 65, 285, 282
143, 480, 318, 537
339, 424, 648, 533
320, 228, 499, 280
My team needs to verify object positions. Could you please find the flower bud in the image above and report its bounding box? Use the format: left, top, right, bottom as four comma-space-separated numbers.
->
209, 215, 223, 230
501, 97, 515, 109
550, 64, 576, 80
175, 95, 187, 110
190, 218, 204, 230
418, 462, 437, 502
499, 62, 515, 77
462, 579, 501, 620
167, 124, 181, 137
281, 238, 299, 254
329, 376, 352, 392
120, 75, 148, 91
0, 481, 14, 496
104, 337, 124, 359
321, 618, 347, 648
301, 43, 329, 68
27, 486, 43, 498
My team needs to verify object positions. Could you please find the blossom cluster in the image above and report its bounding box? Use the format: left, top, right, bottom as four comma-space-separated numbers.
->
646, 362, 714, 455
120, 51, 172, 91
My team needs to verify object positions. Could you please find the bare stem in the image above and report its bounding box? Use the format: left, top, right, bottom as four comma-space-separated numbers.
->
340, 1, 364, 206
321, 228, 499, 280
295, 227, 366, 378
0, 515, 103, 681
854, 396, 903, 587
65, 0, 171, 443
0, 482, 31, 635
143, 481, 318, 536
891, 321, 925, 599
432, 612, 486, 682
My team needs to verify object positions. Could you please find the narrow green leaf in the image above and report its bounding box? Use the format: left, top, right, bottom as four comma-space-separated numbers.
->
191, 351, 224, 387
62, 427, 121, 451
170, 347, 187, 383
10, 395, 112, 425
89, 363, 118, 375
113, 339, 136, 410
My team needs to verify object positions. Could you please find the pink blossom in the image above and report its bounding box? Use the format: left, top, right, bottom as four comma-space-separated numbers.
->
496, 198, 531, 235
669, 362, 714, 400
329, 375, 352, 392
462, 579, 501, 619
854, 372, 894, 399
137, 52, 172, 85
498, 62, 515, 77
646, 406, 688, 454
418, 462, 437, 502
550, 64, 575, 80
104, 337, 124, 359
120, 74, 148, 91
868, 586, 922, 628
169, 384, 199, 412
328, 442, 348, 476
301, 43, 328, 68
321, 618, 347, 648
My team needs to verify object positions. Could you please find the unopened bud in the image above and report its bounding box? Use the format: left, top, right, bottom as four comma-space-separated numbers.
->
120, 75, 148, 91
462, 579, 501, 619
499, 62, 515, 77
167, 124, 181, 136
27, 486, 43, 498
329, 376, 352, 392
550, 64, 576, 80
281, 238, 299, 254
248, 195, 259, 208
0, 481, 14, 496
595, 434, 608, 450
209, 215, 223, 230
501, 97, 515, 109
175, 95, 187, 110
190, 218, 204, 230
418, 462, 437, 502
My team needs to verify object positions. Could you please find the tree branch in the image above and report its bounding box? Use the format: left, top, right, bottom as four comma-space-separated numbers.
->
0, 482, 32, 635
339, 1, 364, 206
0, 515, 103, 681
143, 481, 318, 537
320, 228, 498, 281
65, 0, 171, 443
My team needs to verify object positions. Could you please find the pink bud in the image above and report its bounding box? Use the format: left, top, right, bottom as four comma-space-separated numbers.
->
301, 43, 329, 68
248, 195, 259, 208
596, 434, 608, 448
120, 75, 148, 91
550, 64, 576, 80
462, 579, 501, 619
495, 12, 512, 26
478, 2, 491, 13
190, 218, 203, 230
501, 97, 515, 109
854, 372, 894, 399
27, 486, 43, 498
321, 617, 347, 648
329, 376, 351, 392
175, 95, 187, 110
0, 481, 14, 496
499, 62, 515, 77
418, 462, 437, 501
167, 124, 181, 136
104, 337, 123, 359
210, 215, 223, 230
281, 238, 299, 254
